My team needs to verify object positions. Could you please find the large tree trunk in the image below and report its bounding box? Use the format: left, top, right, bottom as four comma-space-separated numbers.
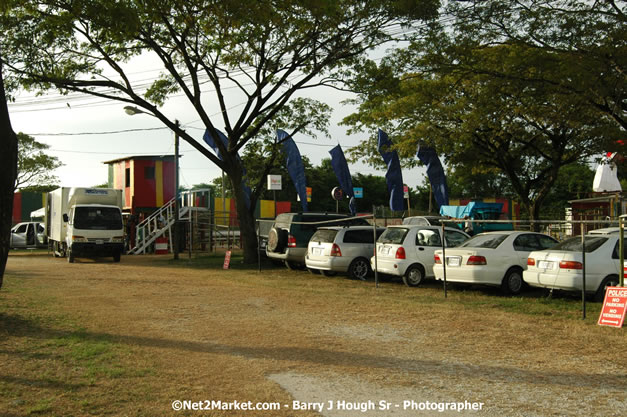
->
227, 160, 259, 264
0, 61, 18, 288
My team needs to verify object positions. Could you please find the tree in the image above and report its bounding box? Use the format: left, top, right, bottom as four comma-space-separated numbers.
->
0, 57, 18, 288
0, 0, 439, 263
427, 0, 626, 131
14, 133, 62, 192
342, 3, 624, 226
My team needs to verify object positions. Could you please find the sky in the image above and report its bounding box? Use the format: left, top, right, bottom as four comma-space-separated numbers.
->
8, 60, 429, 198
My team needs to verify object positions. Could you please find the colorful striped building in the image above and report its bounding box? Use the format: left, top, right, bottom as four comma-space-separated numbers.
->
104, 155, 176, 214
12, 191, 46, 224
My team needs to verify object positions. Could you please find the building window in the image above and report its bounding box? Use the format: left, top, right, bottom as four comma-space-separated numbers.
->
144, 166, 155, 180
125, 168, 130, 188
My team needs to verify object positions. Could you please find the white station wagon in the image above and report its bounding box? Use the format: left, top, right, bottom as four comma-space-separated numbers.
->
306, 226, 385, 280
371, 225, 470, 287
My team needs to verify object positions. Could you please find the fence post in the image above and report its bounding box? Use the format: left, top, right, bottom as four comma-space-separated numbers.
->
441, 222, 447, 299
257, 219, 261, 273
373, 206, 379, 288
581, 226, 586, 320
620, 215, 625, 287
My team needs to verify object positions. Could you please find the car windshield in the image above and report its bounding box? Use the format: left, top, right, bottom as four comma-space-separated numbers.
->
73, 207, 123, 230
551, 236, 608, 253
460, 234, 508, 249
310, 229, 338, 243
378, 228, 409, 244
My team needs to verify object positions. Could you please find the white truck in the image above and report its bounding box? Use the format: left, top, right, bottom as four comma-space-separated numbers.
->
46, 187, 124, 263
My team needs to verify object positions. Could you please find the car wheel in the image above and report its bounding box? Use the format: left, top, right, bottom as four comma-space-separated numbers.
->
113, 252, 121, 263
594, 275, 619, 302
402, 265, 424, 287
267, 228, 288, 252
68, 251, 75, 263
501, 268, 524, 295
348, 258, 371, 281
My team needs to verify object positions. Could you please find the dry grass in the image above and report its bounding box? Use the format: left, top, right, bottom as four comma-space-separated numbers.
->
1, 251, 625, 416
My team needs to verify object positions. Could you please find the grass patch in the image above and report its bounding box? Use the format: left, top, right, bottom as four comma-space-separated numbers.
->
0, 275, 157, 416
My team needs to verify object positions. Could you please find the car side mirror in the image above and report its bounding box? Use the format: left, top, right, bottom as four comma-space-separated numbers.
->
62, 214, 68, 223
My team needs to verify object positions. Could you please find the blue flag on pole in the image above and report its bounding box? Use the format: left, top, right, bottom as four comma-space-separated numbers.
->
377, 129, 405, 211
329, 145, 356, 216
202, 128, 251, 209
277, 129, 308, 211
417, 145, 449, 208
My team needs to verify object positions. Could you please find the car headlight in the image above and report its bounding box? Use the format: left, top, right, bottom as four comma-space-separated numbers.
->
111, 236, 124, 243
72, 235, 87, 242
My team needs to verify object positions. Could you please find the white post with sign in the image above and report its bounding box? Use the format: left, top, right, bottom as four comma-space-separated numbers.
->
267, 175, 282, 217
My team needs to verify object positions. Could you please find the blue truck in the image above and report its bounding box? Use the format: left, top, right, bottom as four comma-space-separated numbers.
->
439, 202, 513, 235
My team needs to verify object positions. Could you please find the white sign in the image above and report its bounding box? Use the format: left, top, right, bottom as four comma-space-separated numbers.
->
267, 175, 282, 190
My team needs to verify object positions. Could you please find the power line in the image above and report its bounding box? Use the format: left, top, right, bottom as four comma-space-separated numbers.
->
25, 126, 169, 136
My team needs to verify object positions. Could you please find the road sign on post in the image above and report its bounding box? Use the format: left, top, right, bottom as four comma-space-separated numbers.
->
598, 287, 627, 328
267, 175, 282, 190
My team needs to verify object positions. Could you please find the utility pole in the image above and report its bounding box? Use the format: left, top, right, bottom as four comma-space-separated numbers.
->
173, 120, 180, 260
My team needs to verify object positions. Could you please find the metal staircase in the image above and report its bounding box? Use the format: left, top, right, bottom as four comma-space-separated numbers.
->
127, 198, 189, 255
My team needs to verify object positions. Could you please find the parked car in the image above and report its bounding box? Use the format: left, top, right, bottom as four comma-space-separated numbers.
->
266, 212, 370, 269
256, 217, 275, 258
402, 216, 446, 226
371, 225, 470, 287
305, 226, 385, 280
433, 231, 558, 294
523, 234, 626, 301
588, 227, 620, 235
10, 222, 46, 249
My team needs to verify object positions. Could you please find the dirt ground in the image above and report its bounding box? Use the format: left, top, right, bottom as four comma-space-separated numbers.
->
1, 252, 626, 417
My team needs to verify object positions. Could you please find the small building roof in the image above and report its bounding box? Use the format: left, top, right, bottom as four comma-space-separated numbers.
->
102, 155, 177, 164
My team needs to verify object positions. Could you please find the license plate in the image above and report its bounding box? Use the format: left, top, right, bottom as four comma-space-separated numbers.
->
312, 247, 323, 255
538, 260, 554, 269
447, 257, 461, 267
380, 246, 390, 255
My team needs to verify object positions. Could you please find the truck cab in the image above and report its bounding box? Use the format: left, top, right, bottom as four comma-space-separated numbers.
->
47, 187, 125, 263
65, 203, 124, 262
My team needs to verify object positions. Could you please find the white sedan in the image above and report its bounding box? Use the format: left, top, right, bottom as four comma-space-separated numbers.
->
433, 231, 558, 294
372, 225, 470, 287
523, 234, 625, 301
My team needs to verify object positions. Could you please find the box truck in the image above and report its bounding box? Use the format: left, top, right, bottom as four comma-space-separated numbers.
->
46, 187, 124, 262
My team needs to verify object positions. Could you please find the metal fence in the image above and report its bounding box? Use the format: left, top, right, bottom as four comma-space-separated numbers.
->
254, 214, 626, 320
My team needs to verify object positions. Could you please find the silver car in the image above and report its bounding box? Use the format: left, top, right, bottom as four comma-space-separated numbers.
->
306, 226, 385, 280
10, 222, 46, 249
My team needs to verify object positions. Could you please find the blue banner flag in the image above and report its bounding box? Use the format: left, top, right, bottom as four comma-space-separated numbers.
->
416, 145, 449, 208
203, 128, 251, 209
329, 145, 356, 216
377, 129, 405, 211
277, 129, 308, 211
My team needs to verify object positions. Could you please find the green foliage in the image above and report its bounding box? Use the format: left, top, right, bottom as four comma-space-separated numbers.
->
0, 0, 440, 262
15, 132, 62, 191
342, 0, 625, 221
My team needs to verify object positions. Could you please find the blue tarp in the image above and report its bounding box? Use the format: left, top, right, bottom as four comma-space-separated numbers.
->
277, 129, 308, 212
329, 145, 356, 216
377, 129, 405, 211
439, 202, 504, 218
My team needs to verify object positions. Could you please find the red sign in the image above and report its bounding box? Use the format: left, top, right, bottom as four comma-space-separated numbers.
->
223, 250, 232, 270
598, 287, 627, 328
